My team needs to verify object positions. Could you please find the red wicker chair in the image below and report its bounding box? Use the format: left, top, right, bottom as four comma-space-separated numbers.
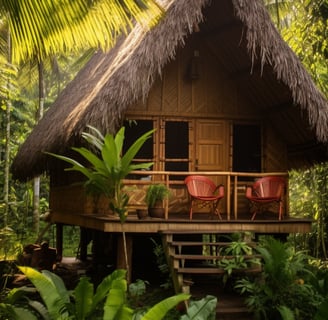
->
184, 175, 224, 220
245, 176, 285, 220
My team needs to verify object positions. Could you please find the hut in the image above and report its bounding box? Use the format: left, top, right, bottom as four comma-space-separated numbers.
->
12, 0, 328, 285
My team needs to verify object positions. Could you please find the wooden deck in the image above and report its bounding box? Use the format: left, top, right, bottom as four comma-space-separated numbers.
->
50, 210, 313, 234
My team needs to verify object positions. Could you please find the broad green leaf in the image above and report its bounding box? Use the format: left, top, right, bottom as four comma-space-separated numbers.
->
314, 298, 328, 320
82, 126, 105, 150
130, 162, 154, 171
277, 305, 295, 320
45, 152, 93, 179
42, 270, 70, 304
180, 295, 217, 320
27, 300, 50, 320
5, 306, 39, 320
72, 147, 108, 175
114, 127, 126, 159
103, 287, 126, 320
0, 303, 19, 320
18, 266, 68, 319
73, 276, 94, 319
121, 129, 155, 171
142, 293, 190, 320
4, 286, 35, 304
92, 269, 127, 312
102, 134, 119, 172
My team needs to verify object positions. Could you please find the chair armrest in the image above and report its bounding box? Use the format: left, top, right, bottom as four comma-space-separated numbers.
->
214, 184, 224, 197
245, 185, 253, 198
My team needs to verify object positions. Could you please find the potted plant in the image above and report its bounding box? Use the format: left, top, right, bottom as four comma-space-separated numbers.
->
145, 184, 170, 218
136, 208, 148, 219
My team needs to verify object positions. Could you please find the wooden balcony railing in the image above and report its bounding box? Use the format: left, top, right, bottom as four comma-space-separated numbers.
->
125, 171, 288, 220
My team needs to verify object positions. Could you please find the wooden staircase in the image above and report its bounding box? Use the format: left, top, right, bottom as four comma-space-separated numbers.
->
160, 230, 261, 319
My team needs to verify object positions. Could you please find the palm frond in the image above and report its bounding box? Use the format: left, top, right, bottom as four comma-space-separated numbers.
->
3, 0, 163, 63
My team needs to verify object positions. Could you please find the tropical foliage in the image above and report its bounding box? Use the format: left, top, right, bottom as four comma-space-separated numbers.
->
145, 184, 170, 208
48, 126, 155, 222
289, 163, 328, 259
235, 237, 327, 320
0, 267, 191, 320
264, 0, 328, 97
48, 125, 155, 277
281, 0, 328, 96
0, 2, 327, 319
2, 0, 162, 64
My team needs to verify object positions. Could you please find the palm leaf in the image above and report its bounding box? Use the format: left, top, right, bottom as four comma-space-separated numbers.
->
4, 0, 163, 63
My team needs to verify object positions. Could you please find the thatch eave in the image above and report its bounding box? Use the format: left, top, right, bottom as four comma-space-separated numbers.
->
11, 0, 328, 181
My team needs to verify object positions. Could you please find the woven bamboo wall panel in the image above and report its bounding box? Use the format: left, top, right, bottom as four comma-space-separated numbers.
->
50, 184, 111, 215
163, 59, 179, 112
50, 184, 190, 216
264, 125, 288, 171
147, 77, 163, 111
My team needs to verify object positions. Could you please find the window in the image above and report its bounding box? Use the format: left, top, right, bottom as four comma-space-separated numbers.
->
123, 120, 154, 179
123, 120, 153, 161
233, 124, 261, 172
164, 121, 189, 180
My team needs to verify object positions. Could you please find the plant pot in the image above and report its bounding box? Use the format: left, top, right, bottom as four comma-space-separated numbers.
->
136, 209, 148, 219
148, 207, 165, 218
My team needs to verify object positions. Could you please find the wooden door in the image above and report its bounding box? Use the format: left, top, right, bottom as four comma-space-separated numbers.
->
195, 120, 229, 173
193, 120, 229, 214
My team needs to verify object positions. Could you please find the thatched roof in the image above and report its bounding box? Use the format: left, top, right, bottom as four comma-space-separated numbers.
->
12, 0, 328, 181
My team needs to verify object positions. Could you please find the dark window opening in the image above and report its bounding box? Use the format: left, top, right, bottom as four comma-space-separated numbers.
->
165, 121, 189, 180
233, 124, 261, 173
123, 120, 154, 179
123, 120, 153, 159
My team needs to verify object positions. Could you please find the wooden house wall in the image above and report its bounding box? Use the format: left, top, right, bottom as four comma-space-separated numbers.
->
49, 36, 289, 217
127, 36, 287, 174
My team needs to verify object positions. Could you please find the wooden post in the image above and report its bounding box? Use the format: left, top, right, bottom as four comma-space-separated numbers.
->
79, 227, 89, 261
116, 233, 133, 283
226, 174, 231, 220
56, 223, 63, 261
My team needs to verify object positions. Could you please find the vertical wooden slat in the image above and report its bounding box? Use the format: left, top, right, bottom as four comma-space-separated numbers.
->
226, 175, 231, 220
234, 175, 238, 219
56, 223, 63, 261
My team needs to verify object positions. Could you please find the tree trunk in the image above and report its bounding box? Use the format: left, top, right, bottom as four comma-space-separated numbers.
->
32, 60, 45, 234
3, 29, 12, 227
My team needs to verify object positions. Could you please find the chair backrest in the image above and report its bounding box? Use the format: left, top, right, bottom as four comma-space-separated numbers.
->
252, 176, 285, 198
184, 175, 217, 197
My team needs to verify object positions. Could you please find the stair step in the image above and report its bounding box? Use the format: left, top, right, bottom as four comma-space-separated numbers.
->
176, 266, 261, 274
169, 241, 257, 247
172, 254, 261, 260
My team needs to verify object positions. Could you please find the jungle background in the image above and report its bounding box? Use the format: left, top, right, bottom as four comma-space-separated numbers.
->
0, 0, 327, 261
